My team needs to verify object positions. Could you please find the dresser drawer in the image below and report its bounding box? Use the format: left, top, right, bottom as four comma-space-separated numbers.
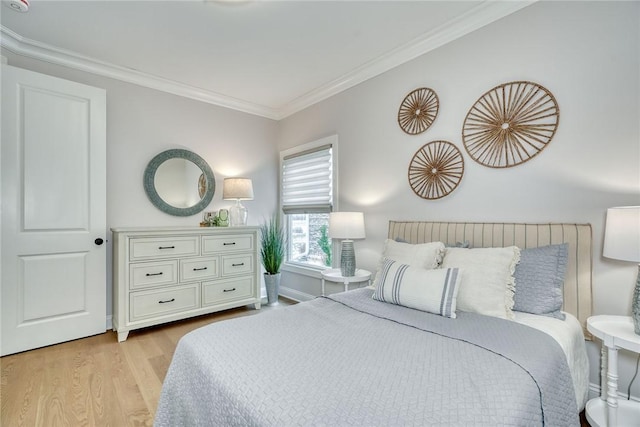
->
221, 254, 254, 276
130, 284, 200, 321
180, 257, 218, 281
130, 260, 178, 290
130, 236, 199, 261
202, 277, 254, 306
202, 234, 253, 254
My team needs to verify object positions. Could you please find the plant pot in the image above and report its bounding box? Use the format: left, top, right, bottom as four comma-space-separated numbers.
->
264, 272, 281, 306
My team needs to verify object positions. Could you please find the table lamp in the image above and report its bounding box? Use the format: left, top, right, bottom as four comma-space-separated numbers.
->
603, 206, 640, 334
329, 212, 365, 277
223, 178, 254, 226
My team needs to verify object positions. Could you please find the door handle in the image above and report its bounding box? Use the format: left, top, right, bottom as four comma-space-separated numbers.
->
95, 238, 104, 245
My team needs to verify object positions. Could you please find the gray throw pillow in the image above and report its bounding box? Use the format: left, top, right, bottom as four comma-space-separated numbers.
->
513, 243, 568, 320
396, 238, 469, 248
446, 240, 471, 248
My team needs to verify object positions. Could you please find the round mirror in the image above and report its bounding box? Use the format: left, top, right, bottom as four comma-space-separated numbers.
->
143, 149, 215, 216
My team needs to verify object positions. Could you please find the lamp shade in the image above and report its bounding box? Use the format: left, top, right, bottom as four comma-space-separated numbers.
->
223, 178, 254, 200
329, 212, 365, 240
603, 206, 640, 262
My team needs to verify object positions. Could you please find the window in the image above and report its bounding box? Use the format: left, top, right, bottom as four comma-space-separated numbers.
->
280, 136, 336, 270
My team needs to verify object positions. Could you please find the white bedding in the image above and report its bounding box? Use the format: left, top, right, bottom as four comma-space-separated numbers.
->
513, 310, 589, 410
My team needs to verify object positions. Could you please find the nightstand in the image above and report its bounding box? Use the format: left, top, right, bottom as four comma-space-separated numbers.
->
585, 315, 640, 427
320, 268, 372, 296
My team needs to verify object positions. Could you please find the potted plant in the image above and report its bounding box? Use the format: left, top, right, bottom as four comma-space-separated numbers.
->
260, 215, 285, 306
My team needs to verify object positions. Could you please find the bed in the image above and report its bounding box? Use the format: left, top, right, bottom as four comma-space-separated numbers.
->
154, 221, 592, 427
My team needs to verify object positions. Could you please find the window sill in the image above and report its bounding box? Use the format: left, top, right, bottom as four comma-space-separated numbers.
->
282, 262, 325, 279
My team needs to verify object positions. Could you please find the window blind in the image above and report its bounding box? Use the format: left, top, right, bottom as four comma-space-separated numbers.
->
282, 145, 332, 214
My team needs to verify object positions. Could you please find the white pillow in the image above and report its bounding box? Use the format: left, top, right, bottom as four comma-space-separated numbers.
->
372, 258, 461, 318
441, 246, 520, 319
382, 239, 445, 269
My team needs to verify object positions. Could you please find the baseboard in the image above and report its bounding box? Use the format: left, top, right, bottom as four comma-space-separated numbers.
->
589, 382, 640, 402
279, 286, 316, 302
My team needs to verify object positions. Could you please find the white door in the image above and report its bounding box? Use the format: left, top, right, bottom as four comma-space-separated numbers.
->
1, 64, 107, 356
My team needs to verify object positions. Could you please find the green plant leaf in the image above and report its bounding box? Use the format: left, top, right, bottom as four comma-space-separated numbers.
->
260, 215, 285, 274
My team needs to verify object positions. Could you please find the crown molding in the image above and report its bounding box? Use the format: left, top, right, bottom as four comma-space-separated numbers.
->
278, 1, 536, 118
0, 26, 281, 120
0, 1, 534, 120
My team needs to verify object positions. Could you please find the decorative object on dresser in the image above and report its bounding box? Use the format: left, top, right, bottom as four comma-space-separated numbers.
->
408, 140, 464, 200
259, 216, 285, 306
111, 226, 261, 342
603, 206, 640, 334
200, 210, 230, 227
218, 208, 229, 227
462, 81, 560, 168
223, 177, 254, 226
397, 87, 439, 135
143, 149, 215, 216
201, 211, 216, 227
329, 212, 366, 277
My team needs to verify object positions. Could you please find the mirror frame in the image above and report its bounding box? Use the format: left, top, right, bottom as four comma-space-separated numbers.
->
143, 148, 215, 216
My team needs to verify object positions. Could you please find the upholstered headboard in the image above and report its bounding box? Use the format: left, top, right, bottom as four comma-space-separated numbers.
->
388, 221, 593, 336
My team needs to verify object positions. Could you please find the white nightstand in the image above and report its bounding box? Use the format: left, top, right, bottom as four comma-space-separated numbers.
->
320, 268, 372, 296
585, 315, 640, 427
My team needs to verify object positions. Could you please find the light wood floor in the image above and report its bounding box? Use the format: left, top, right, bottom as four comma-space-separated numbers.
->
1, 299, 294, 427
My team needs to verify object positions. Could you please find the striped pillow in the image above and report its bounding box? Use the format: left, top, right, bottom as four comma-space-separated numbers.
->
372, 258, 461, 318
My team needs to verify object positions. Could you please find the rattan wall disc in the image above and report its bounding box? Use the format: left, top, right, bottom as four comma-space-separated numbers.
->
408, 140, 464, 200
462, 81, 559, 168
398, 87, 439, 135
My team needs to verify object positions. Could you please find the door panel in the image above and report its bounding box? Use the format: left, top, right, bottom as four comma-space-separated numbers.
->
20, 252, 87, 321
23, 86, 90, 230
1, 64, 107, 356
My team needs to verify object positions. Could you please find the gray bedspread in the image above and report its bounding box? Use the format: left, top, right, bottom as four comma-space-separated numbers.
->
155, 288, 579, 426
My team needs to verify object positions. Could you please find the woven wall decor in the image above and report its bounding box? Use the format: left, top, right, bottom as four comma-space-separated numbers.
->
198, 173, 207, 198
462, 81, 559, 168
408, 140, 464, 200
398, 87, 439, 135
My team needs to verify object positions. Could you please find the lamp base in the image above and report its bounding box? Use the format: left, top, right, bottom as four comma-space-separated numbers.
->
633, 264, 640, 335
340, 240, 356, 277
229, 200, 248, 226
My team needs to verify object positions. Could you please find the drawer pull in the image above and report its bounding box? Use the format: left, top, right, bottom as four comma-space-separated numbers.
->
145, 272, 164, 277
158, 246, 176, 250
231, 263, 245, 267
158, 298, 175, 304
223, 242, 236, 246
193, 267, 208, 271
223, 288, 236, 293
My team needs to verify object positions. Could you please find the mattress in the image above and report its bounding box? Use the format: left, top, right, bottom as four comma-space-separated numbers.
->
513, 310, 590, 410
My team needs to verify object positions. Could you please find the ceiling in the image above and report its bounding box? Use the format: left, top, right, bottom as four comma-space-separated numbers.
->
0, 1, 533, 119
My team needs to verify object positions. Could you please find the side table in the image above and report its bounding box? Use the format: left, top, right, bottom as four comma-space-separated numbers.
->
321, 268, 372, 296
585, 315, 640, 427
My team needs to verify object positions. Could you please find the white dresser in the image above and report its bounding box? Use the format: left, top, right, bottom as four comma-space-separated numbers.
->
112, 226, 261, 342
